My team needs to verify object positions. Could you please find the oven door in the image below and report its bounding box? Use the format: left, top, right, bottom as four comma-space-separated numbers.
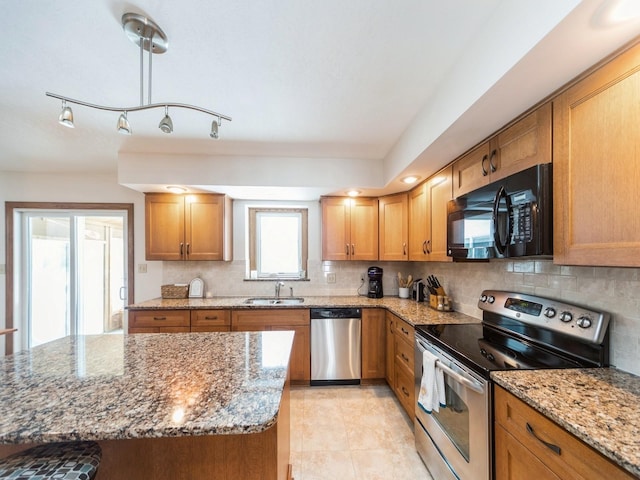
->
414, 336, 491, 480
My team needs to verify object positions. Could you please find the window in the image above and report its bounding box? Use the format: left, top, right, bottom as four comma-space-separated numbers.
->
248, 208, 308, 279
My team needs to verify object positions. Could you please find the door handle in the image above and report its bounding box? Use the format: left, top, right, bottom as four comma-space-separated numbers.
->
403, 242, 407, 255
119, 286, 126, 301
526, 423, 561, 455
492, 185, 512, 256
351, 244, 355, 255
481, 154, 489, 176
489, 149, 498, 173
422, 240, 427, 254
180, 242, 184, 256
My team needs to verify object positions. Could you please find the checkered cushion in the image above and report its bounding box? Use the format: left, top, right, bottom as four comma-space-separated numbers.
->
0, 441, 101, 479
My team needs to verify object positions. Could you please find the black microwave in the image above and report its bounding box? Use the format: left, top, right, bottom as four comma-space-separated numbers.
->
447, 163, 553, 260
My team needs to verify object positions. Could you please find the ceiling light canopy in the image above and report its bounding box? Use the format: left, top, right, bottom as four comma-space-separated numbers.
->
47, 13, 231, 138
347, 190, 361, 197
401, 175, 420, 184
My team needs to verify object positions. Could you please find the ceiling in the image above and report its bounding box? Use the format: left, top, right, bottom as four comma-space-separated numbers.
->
1, 0, 639, 199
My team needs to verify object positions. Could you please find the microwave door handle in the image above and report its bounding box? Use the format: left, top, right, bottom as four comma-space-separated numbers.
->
416, 339, 485, 394
492, 186, 512, 256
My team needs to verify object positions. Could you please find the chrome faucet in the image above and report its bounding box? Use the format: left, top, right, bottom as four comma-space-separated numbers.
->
275, 281, 285, 298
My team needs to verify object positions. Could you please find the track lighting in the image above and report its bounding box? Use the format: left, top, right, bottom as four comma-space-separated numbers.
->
117, 112, 131, 135
159, 106, 173, 134
210, 118, 219, 139
58, 100, 74, 128
47, 13, 230, 138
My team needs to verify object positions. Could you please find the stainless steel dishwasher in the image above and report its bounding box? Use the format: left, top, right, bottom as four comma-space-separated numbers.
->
310, 308, 361, 385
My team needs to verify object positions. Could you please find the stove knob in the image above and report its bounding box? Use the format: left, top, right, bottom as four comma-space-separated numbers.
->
577, 316, 592, 328
543, 307, 557, 318
486, 353, 495, 362
480, 348, 487, 357
559, 311, 573, 323
480, 294, 487, 303
487, 295, 495, 304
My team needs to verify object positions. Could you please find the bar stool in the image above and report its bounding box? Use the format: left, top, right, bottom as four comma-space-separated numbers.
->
0, 441, 101, 479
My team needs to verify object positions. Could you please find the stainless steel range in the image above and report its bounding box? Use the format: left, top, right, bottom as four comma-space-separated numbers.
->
414, 290, 610, 480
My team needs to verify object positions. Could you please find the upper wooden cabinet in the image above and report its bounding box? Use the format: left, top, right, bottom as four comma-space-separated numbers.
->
378, 193, 408, 261
453, 102, 552, 198
321, 197, 378, 261
408, 167, 453, 262
145, 193, 232, 261
553, 41, 640, 267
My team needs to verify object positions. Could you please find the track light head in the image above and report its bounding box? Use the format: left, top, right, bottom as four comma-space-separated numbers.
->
58, 101, 74, 128
159, 106, 173, 133
117, 112, 132, 135
210, 118, 219, 139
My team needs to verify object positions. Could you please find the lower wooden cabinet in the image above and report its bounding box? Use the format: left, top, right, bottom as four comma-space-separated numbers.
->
494, 386, 635, 480
190, 309, 231, 332
384, 312, 415, 418
361, 309, 386, 380
231, 309, 310, 384
128, 309, 190, 333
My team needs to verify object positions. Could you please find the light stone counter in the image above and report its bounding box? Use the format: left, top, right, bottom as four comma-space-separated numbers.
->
492, 368, 640, 478
0, 331, 294, 444
127, 295, 479, 327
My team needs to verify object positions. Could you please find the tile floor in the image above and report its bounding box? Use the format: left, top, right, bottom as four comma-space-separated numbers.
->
289, 384, 433, 480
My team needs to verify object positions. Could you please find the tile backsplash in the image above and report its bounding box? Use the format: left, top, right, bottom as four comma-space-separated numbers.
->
162, 259, 640, 376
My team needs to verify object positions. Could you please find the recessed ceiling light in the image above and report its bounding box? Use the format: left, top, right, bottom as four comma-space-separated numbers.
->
166, 186, 187, 194
347, 190, 361, 197
401, 175, 420, 185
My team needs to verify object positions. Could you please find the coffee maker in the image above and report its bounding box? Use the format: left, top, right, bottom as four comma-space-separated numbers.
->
367, 266, 383, 298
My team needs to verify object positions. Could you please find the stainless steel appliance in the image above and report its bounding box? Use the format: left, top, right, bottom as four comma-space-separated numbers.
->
310, 308, 361, 385
414, 290, 609, 480
447, 163, 552, 259
367, 266, 383, 298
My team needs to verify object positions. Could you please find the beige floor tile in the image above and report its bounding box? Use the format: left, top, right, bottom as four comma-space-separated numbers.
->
296, 451, 357, 480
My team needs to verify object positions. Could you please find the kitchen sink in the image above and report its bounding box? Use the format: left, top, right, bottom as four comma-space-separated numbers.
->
244, 297, 305, 305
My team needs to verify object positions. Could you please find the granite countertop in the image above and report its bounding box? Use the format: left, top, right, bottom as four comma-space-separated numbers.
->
492, 368, 640, 478
0, 331, 294, 445
127, 295, 479, 327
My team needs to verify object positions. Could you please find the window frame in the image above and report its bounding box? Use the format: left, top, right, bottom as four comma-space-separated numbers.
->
248, 207, 308, 280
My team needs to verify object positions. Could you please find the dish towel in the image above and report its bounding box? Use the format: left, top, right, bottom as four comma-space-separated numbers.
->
418, 350, 446, 414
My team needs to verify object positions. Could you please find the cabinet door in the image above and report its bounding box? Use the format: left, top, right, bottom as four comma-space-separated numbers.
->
350, 198, 379, 261
491, 102, 551, 183
427, 167, 453, 262
495, 424, 561, 480
145, 194, 185, 260
128, 309, 190, 331
185, 195, 228, 261
452, 141, 491, 198
378, 193, 408, 261
361, 309, 386, 380
553, 43, 640, 267
408, 183, 429, 261
191, 309, 231, 332
321, 198, 350, 261
385, 314, 395, 388
271, 324, 310, 383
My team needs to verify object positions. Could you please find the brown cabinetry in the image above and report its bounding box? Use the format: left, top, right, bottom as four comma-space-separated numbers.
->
231, 309, 310, 384
408, 167, 453, 262
128, 309, 190, 333
361, 308, 386, 380
145, 193, 232, 261
553, 41, 640, 267
384, 312, 415, 418
191, 309, 231, 332
321, 197, 378, 261
494, 386, 634, 480
453, 102, 551, 198
378, 193, 408, 261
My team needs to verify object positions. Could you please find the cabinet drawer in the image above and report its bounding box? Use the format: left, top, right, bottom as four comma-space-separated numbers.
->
394, 319, 415, 345
394, 333, 414, 372
191, 309, 231, 328
394, 362, 415, 417
494, 386, 635, 480
129, 327, 190, 334
129, 310, 190, 329
232, 309, 310, 328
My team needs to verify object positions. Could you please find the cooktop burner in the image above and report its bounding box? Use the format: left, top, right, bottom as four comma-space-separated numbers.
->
415, 290, 610, 378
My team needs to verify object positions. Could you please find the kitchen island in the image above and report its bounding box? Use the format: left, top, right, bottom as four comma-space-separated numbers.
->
0, 331, 294, 479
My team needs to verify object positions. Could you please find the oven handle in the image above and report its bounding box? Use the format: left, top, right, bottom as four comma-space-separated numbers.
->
416, 339, 485, 394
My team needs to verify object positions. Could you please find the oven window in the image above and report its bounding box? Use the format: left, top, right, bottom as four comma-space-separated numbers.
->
433, 380, 470, 462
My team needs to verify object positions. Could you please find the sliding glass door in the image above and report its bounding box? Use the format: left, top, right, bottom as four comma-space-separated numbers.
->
20, 211, 127, 348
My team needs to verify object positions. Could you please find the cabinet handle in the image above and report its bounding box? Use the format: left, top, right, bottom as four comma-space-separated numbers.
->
526, 423, 561, 455
351, 244, 355, 255
489, 149, 498, 173
346, 244, 350, 256
422, 240, 427, 254
204, 316, 218, 320
180, 243, 184, 256
401, 353, 409, 362
425, 239, 431, 255
403, 242, 407, 255
401, 386, 410, 397
153, 316, 167, 321
186, 243, 190, 255
401, 327, 409, 335
481, 154, 489, 176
